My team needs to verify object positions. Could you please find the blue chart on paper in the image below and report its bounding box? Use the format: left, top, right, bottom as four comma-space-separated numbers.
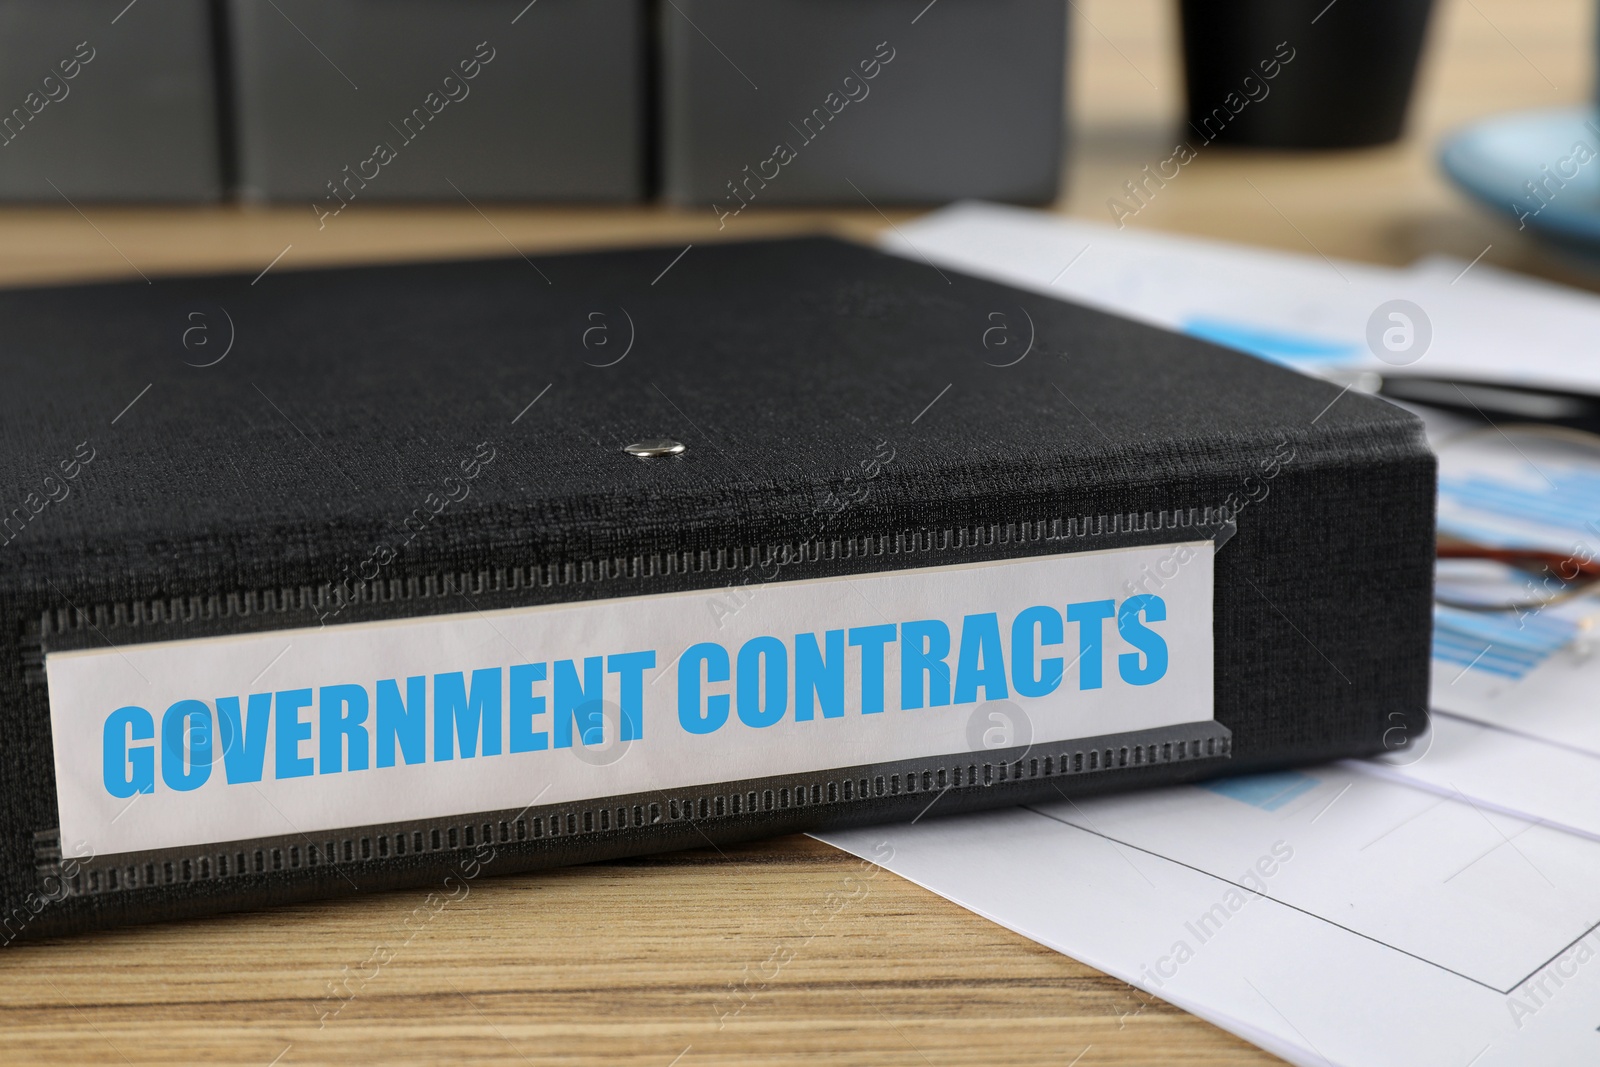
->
1201, 770, 1320, 811
1437, 468, 1600, 549
1433, 449, 1600, 681
1180, 316, 1361, 367
1432, 606, 1579, 681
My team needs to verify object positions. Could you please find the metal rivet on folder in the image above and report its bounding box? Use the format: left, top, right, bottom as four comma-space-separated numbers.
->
624, 438, 685, 459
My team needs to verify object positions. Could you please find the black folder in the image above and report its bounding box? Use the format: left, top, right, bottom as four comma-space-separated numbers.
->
0, 236, 1434, 940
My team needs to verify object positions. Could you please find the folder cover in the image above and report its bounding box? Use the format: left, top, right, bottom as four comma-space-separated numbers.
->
0, 236, 1434, 939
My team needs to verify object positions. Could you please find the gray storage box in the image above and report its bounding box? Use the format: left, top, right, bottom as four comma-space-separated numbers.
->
228, 0, 646, 203
0, 0, 223, 201
661, 0, 1066, 214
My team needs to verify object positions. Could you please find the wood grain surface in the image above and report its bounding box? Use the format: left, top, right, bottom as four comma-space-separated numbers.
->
0, 0, 1587, 1063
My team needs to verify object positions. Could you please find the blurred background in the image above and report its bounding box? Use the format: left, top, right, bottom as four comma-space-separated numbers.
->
0, 0, 1588, 288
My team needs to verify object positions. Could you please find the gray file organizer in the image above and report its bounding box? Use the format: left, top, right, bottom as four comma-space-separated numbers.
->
660, 0, 1067, 213
227, 0, 647, 203
0, 0, 223, 201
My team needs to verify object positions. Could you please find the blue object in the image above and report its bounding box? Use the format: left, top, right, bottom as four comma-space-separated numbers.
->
1439, 106, 1600, 250
1182, 316, 1362, 366
1431, 605, 1576, 681
1201, 771, 1319, 811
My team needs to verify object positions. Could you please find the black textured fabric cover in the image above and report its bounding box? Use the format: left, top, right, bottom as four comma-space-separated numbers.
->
0, 235, 1435, 938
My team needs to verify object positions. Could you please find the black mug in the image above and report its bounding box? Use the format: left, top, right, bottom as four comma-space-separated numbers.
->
1179, 0, 1435, 149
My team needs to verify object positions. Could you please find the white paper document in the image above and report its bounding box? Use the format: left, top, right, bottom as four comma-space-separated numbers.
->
1352, 715, 1600, 843
819, 766, 1600, 1067
855, 204, 1600, 1065
1393, 425, 1600, 843
888, 201, 1600, 394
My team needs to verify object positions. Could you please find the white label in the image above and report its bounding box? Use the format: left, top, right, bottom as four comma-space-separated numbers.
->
47, 541, 1214, 857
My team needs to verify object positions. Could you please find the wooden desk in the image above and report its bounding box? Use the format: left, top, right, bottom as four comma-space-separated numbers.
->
0, 1, 1586, 1063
